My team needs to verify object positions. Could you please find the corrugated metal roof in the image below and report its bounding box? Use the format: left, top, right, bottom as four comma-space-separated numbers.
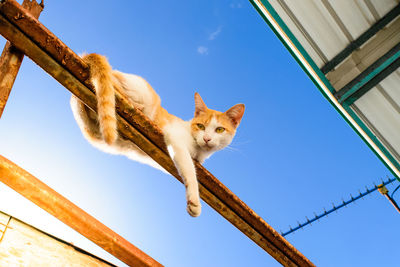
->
355, 71, 400, 161
268, 0, 399, 66
251, 0, 400, 178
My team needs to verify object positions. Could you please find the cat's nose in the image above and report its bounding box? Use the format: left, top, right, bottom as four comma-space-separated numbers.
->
203, 136, 211, 143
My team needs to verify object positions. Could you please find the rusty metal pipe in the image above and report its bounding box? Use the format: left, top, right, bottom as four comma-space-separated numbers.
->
0, 155, 163, 267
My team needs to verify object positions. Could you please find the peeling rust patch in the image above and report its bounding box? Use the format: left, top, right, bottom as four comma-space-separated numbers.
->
13, 12, 23, 20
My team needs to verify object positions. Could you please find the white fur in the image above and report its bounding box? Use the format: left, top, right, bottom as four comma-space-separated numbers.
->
163, 120, 201, 216
160, 116, 235, 216
70, 96, 166, 172
115, 71, 159, 120
192, 116, 234, 162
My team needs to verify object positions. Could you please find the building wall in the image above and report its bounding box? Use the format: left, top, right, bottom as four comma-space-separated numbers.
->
0, 211, 114, 266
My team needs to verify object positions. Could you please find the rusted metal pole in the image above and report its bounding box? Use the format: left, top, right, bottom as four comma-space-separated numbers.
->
0, 155, 163, 267
0, 0, 43, 118
0, 1, 315, 266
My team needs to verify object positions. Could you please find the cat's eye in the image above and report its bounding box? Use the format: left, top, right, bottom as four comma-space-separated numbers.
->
215, 127, 225, 133
196, 123, 205, 130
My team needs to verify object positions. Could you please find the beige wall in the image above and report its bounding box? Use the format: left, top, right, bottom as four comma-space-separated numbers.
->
0, 211, 114, 267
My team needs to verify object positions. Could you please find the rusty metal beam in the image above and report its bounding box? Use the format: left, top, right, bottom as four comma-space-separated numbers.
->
0, 0, 43, 118
0, 0, 315, 266
0, 155, 162, 267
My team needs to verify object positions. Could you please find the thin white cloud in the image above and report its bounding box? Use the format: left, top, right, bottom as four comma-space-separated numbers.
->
230, 2, 242, 8
208, 26, 223, 41
197, 26, 222, 55
197, 46, 209, 55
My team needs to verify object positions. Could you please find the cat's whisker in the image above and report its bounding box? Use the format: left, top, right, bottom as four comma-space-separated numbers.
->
225, 145, 240, 152
225, 139, 251, 151
231, 140, 252, 146
224, 144, 248, 158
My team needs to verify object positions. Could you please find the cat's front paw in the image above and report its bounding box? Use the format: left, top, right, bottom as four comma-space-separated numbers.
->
187, 199, 201, 217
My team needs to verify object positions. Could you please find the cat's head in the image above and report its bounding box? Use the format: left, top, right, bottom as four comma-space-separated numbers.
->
191, 93, 245, 152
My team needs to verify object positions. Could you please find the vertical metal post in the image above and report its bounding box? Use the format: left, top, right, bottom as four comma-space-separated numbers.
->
0, 0, 43, 118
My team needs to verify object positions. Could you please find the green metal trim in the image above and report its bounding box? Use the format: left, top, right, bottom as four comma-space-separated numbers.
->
342, 51, 400, 102
336, 44, 400, 104
345, 56, 400, 105
342, 103, 400, 171
321, 4, 400, 74
249, 0, 335, 95
249, 0, 400, 178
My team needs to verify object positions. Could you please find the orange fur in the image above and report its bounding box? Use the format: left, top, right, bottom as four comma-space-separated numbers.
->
191, 110, 236, 134
112, 66, 176, 128
191, 94, 244, 136
83, 54, 117, 144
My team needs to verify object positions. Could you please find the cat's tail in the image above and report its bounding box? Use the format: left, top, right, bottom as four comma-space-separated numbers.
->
82, 53, 117, 144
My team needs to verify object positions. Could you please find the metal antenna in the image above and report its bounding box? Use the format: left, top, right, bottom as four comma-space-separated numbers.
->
281, 177, 398, 237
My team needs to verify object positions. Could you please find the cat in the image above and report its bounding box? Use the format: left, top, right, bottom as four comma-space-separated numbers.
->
70, 53, 245, 217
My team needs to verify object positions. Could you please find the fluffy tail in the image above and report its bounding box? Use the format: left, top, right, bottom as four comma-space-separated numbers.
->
82, 53, 117, 144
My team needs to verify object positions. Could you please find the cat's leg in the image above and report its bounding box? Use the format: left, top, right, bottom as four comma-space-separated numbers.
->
164, 134, 201, 217
70, 96, 103, 142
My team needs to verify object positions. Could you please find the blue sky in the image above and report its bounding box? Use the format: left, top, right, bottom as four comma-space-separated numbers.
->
0, 1, 399, 266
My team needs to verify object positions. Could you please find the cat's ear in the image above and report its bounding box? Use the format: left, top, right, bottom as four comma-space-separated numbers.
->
194, 92, 208, 117
225, 104, 245, 127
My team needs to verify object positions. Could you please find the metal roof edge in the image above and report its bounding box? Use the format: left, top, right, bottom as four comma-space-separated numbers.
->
249, 0, 400, 180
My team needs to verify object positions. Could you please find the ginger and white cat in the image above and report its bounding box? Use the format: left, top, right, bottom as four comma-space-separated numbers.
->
70, 54, 245, 217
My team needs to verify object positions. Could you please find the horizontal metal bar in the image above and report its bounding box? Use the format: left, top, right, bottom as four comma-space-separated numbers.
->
0, 0, 314, 266
0, 155, 162, 267
321, 4, 400, 74
345, 57, 400, 105
334, 42, 400, 104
